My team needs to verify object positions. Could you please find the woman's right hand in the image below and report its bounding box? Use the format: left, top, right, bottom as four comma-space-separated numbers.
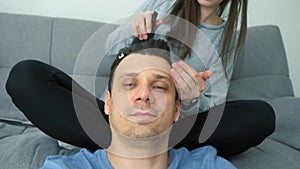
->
170, 61, 212, 104
130, 11, 163, 40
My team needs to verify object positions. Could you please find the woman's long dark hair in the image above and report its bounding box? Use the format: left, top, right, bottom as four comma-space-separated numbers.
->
167, 0, 248, 74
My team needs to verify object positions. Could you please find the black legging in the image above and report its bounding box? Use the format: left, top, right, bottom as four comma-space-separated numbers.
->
5, 59, 275, 157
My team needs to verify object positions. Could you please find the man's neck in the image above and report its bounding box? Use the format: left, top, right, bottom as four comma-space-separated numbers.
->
107, 151, 169, 169
106, 128, 171, 169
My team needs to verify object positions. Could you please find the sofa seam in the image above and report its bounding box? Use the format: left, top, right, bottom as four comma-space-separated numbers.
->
49, 18, 54, 65
268, 137, 300, 151
231, 74, 290, 82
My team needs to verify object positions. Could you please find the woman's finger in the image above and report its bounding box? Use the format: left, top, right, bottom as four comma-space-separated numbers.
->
175, 63, 212, 93
172, 62, 198, 87
177, 61, 198, 77
136, 16, 147, 40
198, 70, 212, 81
131, 12, 163, 40
144, 12, 153, 33
194, 70, 212, 91
170, 67, 198, 100
130, 18, 139, 37
194, 75, 207, 92
155, 19, 163, 27
170, 68, 189, 92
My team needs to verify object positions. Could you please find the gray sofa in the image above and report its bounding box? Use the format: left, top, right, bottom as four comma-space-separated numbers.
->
0, 12, 299, 169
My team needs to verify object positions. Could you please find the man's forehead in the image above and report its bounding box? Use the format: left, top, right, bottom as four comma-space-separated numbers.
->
115, 53, 171, 74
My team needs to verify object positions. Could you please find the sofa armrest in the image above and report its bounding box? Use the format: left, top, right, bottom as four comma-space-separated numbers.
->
268, 96, 300, 150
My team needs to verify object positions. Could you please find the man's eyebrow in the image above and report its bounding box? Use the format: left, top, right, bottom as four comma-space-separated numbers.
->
153, 73, 172, 84
153, 73, 167, 79
119, 72, 138, 78
119, 72, 171, 83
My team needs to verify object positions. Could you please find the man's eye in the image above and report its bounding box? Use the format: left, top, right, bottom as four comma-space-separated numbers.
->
153, 85, 167, 91
123, 83, 135, 89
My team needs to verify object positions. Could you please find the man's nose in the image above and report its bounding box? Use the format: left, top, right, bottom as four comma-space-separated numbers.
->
134, 85, 153, 103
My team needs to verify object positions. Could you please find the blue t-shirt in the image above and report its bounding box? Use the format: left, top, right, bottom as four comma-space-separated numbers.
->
40, 146, 237, 169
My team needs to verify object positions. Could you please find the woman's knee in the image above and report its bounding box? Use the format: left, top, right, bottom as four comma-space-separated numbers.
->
255, 100, 276, 134
6, 59, 43, 96
226, 100, 276, 138
238, 100, 275, 136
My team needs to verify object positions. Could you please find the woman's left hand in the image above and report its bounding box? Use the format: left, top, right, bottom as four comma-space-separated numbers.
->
170, 61, 212, 103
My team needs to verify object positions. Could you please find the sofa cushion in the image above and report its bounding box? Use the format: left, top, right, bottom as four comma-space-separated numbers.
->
51, 18, 117, 76
227, 75, 294, 101
0, 68, 14, 109
229, 138, 300, 169
268, 97, 300, 150
232, 25, 289, 80
0, 12, 51, 67
0, 122, 28, 139
0, 108, 29, 125
0, 127, 79, 169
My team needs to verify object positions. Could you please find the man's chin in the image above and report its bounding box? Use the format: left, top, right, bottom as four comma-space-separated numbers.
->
124, 125, 161, 139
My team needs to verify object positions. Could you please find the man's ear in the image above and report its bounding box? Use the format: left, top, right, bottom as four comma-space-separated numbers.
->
174, 99, 181, 122
104, 90, 111, 115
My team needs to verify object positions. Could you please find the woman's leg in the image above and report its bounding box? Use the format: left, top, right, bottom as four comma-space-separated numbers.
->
6, 60, 106, 150
5, 63, 276, 155
174, 100, 276, 157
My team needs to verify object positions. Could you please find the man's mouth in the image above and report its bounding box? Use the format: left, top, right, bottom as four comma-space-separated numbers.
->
128, 111, 157, 123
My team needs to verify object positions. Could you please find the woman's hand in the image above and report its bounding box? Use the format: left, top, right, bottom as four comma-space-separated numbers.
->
170, 61, 212, 103
130, 11, 163, 40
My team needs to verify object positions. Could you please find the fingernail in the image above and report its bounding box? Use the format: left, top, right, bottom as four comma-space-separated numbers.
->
170, 69, 175, 75
173, 63, 179, 68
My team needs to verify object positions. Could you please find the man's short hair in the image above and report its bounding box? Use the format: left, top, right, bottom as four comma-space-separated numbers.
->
108, 38, 172, 93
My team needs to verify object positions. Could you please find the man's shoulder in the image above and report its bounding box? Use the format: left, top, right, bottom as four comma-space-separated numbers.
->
40, 149, 110, 169
169, 146, 237, 169
169, 146, 217, 159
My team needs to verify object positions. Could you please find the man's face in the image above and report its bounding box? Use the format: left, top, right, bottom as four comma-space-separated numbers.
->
105, 53, 180, 138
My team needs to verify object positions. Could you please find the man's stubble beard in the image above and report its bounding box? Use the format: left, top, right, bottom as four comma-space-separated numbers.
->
122, 121, 162, 138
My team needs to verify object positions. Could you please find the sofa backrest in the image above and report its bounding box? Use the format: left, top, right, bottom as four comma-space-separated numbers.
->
0, 13, 51, 112
0, 12, 295, 108
0, 13, 118, 104
0, 13, 52, 66
50, 17, 118, 97
227, 25, 294, 101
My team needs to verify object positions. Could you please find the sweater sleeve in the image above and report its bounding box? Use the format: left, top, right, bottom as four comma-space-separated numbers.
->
104, 0, 175, 56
